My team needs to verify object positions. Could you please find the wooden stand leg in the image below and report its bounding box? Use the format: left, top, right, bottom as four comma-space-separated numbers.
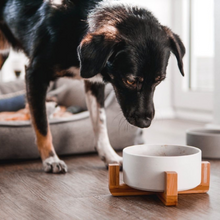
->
109, 164, 154, 196
179, 161, 210, 194
109, 164, 120, 188
157, 172, 178, 206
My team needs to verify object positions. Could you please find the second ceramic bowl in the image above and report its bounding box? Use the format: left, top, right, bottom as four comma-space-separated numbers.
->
186, 129, 220, 158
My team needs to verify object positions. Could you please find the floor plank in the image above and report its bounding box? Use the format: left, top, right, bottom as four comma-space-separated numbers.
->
0, 119, 219, 220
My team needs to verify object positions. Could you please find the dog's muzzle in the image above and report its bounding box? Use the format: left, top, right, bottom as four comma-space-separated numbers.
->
127, 115, 152, 128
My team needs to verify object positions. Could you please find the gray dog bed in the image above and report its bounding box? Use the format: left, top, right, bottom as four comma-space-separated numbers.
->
0, 78, 143, 160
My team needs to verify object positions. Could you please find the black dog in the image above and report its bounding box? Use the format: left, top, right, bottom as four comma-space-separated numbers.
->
0, 0, 185, 173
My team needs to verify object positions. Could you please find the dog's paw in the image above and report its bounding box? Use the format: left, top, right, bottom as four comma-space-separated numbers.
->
43, 156, 67, 174
104, 154, 123, 171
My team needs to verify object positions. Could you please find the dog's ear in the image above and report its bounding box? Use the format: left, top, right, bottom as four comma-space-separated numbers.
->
163, 26, 185, 76
77, 34, 117, 78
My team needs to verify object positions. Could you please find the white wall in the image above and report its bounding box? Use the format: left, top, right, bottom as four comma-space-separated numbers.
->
213, 0, 220, 125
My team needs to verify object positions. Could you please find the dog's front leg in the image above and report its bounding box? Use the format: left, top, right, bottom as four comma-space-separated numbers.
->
84, 81, 123, 168
26, 66, 67, 173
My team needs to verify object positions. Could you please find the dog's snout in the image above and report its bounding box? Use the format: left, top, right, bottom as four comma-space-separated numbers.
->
127, 112, 152, 128
135, 116, 152, 128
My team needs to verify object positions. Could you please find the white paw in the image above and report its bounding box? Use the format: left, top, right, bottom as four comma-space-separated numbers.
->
43, 156, 67, 174
99, 150, 123, 170
105, 154, 123, 166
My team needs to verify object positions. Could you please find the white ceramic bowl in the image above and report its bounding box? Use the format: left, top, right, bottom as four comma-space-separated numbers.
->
186, 129, 220, 159
123, 144, 201, 192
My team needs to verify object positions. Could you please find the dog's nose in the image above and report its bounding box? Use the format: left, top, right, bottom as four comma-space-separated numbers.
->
135, 117, 152, 128
127, 112, 153, 128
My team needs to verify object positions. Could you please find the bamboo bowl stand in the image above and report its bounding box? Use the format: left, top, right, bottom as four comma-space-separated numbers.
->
109, 161, 210, 206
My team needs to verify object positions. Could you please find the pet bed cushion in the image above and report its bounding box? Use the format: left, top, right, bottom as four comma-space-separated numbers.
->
0, 80, 26, 112
0, 78, 143, 160
0, 93, 26, 112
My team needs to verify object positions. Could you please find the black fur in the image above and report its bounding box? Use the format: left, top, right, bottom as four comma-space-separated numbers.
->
84, 80, 105, 107
0, 0, 100, 135
0, 0, 185, 165
77, 2, 185, 127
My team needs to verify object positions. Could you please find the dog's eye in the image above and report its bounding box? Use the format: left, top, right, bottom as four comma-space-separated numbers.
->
126, 80, 136, 86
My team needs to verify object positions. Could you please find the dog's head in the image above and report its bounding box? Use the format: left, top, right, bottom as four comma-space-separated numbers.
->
78, 6, 185, 128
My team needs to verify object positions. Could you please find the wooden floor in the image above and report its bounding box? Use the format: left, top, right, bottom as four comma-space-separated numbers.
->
0, 119, 220, 220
